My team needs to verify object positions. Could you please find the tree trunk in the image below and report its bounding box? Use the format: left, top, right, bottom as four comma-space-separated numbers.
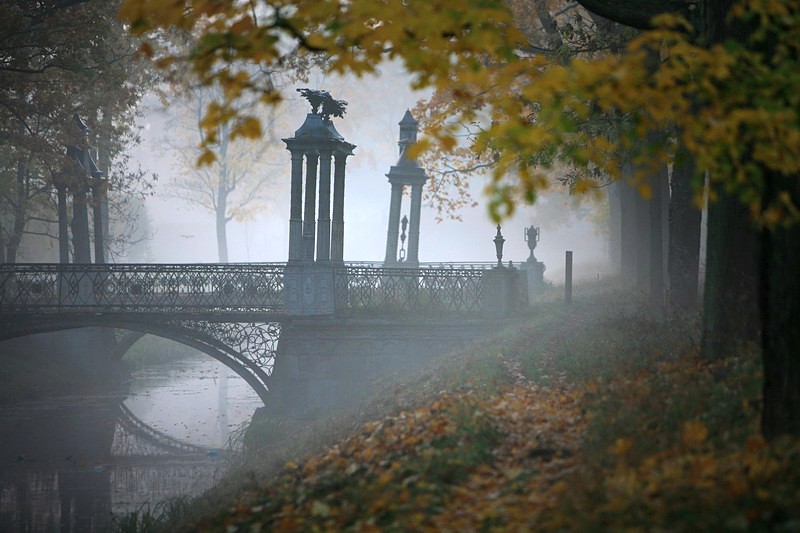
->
620, 167, 638, 281
649, 158, 667, 318
6, 214, 24, 263
701, 0, 760, 360
634, 177, 651, 291
0, 219, 5, 263
760, 172, 800, 438
701, 192, 760, 359
216, 187, 229, 263
668, 150, 702, 310
71, 184, 92, 263
6, 161, 29, 263
57, 183, 70, 263
608, 180, 622, 274
92, 183, 106, 263
575, 0, 690, 30
99, 109, 111, 242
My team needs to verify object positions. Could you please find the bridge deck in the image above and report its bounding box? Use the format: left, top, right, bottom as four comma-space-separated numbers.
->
0, 263, 285, 315
0, 262, 494, 318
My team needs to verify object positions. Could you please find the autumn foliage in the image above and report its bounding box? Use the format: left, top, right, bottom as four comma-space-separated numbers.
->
119, 0, 799, 225
158, 287, 800, 532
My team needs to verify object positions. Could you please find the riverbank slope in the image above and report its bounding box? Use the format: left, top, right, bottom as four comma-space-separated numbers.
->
133, 282, 800, 531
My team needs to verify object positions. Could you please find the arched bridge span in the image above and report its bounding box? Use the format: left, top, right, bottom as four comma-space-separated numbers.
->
1, 261, 524, 410
0, 263, 287, 403
0, 314, 280, 404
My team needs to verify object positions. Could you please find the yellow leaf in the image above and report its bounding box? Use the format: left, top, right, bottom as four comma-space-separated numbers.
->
231, 117, 262, 140
611, 437, 633, 456
681, 420, 708, 446
197, 150, 216, 167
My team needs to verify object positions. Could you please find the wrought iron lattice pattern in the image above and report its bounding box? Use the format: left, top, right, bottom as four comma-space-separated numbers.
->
0, 263, 284, 314
169, 320, 280, 373
335, 266, 484, 316
113, 403, 209, 456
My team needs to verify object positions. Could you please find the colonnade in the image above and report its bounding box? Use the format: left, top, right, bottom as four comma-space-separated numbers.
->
285, 113, 354, 263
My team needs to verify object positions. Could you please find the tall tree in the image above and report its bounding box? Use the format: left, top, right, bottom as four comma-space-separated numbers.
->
164, 86, 286, 262
0, 0, 156, 263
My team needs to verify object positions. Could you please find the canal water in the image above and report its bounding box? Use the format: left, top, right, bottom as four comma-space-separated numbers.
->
0, 350, 263, 532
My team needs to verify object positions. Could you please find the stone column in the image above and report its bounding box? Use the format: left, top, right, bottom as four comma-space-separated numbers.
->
56, 183, 69, 263
71, 183, 92, 263
91, 181, 106, 264
288, 150, 304, 261
407, 183, 423, 264
331, 153, 347, 263
384, 183, 403, 264
303, 151, 319, 261
316, 149, 332, 262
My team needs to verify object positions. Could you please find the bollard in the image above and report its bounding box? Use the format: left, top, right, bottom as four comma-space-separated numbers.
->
565, 250, 573, 304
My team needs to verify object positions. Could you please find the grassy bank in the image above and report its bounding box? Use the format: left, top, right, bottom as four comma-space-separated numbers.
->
118, 282, 800, 532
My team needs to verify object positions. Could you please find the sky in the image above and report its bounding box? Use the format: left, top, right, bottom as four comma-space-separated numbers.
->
129, 63, 611, 283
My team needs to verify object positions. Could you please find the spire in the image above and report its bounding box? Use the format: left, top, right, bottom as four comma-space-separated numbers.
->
399, 109, 417, 126
398, 109, 418, 151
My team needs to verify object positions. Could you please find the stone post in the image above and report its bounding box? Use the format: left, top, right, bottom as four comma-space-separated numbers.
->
384, 183, 403, 264
482, 267, 524, 318
407, 183, 423, 265
331, 152, 347, 263
303, 151, 318, 261
316, 149, 332, 262
56, 183, 69, 263
288, 150, 304, 262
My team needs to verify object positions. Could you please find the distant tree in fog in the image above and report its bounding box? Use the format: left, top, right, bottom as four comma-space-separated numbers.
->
0, 0, 157, 263
164, 86, 287, 263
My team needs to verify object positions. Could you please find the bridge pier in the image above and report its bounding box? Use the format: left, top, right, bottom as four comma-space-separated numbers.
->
267, 318, 498, 419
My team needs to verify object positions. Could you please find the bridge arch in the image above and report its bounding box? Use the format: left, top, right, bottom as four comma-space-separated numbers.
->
0, 317, 279, 404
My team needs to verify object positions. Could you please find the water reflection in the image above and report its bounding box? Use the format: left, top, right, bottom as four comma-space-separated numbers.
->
0, 353, 262, 532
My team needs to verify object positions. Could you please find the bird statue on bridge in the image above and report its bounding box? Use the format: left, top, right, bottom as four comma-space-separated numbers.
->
297, 88, 348, 120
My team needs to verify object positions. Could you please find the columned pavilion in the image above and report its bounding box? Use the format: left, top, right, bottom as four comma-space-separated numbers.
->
283, 94, 355, 264
383, 110, 429, 267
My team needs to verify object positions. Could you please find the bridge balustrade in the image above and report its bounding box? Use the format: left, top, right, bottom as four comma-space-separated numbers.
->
0, 263, 285, 314
334, 265, 485, 317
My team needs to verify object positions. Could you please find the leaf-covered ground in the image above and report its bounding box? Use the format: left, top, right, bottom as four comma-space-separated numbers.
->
172, 285, 800, 532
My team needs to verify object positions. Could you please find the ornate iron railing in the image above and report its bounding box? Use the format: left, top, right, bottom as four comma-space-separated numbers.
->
345, 261, 497, 270
335, 265, 484, 316
0, 263, 285, 314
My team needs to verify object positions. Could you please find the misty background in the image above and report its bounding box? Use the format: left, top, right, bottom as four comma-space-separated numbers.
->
127, 63, 608, 279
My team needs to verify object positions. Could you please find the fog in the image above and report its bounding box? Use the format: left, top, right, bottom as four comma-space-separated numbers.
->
130, 64, 610, 282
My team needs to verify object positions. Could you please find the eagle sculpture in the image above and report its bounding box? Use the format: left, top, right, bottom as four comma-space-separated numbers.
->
297, 88, 348, 120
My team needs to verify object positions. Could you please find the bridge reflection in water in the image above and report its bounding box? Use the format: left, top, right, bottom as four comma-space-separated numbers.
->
0, 361, 245, 533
